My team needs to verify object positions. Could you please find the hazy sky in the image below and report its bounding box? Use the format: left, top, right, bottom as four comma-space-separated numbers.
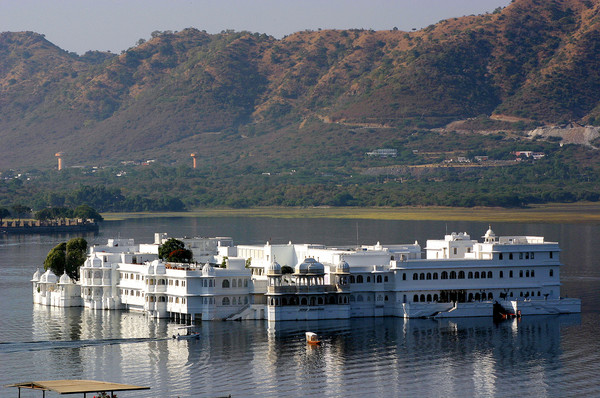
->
1, 0, 511, 55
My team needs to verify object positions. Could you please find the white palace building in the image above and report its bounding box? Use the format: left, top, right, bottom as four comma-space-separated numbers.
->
32, 228, 580, 322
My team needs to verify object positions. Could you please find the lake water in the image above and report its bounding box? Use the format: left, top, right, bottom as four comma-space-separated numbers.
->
1, 217, 599, 397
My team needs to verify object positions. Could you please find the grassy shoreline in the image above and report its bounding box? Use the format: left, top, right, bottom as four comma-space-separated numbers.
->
101, 203, 600, 223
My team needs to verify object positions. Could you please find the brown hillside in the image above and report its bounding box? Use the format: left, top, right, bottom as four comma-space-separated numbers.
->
1, 0, 600, 169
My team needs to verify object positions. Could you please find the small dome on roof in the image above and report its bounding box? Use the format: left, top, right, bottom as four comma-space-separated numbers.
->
306, 258, 324, 274
202, 262, 215, 277
40, 269, 57, 284
267, 260, 282, 275
32, 268, 41, 282
295, 259, 310, 274
336, 259, 350, 273
91, 255, 102, 268
59, 272, 72, 284
484, 225, 495, 238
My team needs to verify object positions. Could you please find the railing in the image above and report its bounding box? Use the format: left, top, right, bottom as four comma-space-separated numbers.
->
267, 285, 337, 294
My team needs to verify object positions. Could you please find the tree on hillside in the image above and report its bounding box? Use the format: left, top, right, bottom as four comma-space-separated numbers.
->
43, 238, 87, 280
158, 238, 193, 263
0, 207, 9, 223
35, 207, 73, 221
11, 204, 30, 220
73, 204, 103, 221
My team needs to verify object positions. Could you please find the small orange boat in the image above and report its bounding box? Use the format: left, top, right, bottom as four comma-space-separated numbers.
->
306, 332, 321, 345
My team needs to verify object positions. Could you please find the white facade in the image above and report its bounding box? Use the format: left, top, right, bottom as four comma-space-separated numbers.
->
32, 228, 581, 322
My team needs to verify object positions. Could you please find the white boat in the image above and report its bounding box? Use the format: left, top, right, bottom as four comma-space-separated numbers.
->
173, 326, 200, 340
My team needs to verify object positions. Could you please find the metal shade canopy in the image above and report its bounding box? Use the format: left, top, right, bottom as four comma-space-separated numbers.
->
5, 379, 149, 396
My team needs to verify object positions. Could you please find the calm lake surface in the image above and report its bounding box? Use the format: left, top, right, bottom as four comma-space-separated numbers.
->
1, 217, 599, 397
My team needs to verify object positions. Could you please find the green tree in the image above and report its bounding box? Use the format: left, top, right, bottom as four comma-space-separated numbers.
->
44, 242, 67, 277
158, 238, 193, 263
0, 207, 9, 223
73, 204, 104, 221
43, 238, 87, 280
11, 204, 30, 220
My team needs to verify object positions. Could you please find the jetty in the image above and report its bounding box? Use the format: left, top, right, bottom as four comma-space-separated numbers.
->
0, 219, 98, 234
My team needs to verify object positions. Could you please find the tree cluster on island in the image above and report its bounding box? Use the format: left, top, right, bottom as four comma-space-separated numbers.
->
44, 238, 88, 280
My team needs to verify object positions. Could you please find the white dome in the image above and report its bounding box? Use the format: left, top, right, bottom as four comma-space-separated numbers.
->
336, 259, 350, 273
267, 261, 282, 275
202, 262, 215, 277
40, 269, 57, 284
295, 261, 308, 274
32, 268, 41, 282
298, 258, 324, 274
91, 256, 102, 268
59, 272, 72, 284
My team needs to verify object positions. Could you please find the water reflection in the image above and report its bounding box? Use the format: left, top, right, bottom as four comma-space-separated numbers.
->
19, 301, 585, 398
2, 218, 598, 397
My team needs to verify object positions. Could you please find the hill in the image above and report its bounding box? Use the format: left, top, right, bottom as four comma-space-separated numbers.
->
1, 0, 600, 170
1, 0, 600, 211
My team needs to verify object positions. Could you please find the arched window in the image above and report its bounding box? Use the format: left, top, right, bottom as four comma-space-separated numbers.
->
481, 271, 486, 279
474, 271, 480, 279
519, 270, 523, 278
238, 279, 242, 288
487, 271, 493, 278
488, 292, 493, 300
357, 295, 364, 302
499, 271, 503, 278
232, 279, 237, 288
420, 294, 425, 302
468, 272, 473, 279
426, 294, 432, 302
433, 273, 438, 280
427, 273, 432, 280
350, 275, 355, 283
509, 270, 513, 278
357, 275, 364, 283
318, 297, 324, 305
385, 295, 389, 301
232, 297, 237, 305
550, 269, 554, 277
301, 297, 307, 305
526, 270, 530, 277
350, 295, 356, 302
384, 276, 389, 282
420, 273, 425, 280
367, 276, 371, 283
468, 293, 474, 301
222, 279, 230, 288
499, 253, 503, 260
376, 275, 382, 283
413, 294, 419, 302
531, 270, 535, 277
244, 279, 249, 287
450, 271, 456, 279
402, 273, 407, 281
475, 293, 480, 301
441, 271, 448, 280
458, 271, 465, 279
413, 273, 418, 281
433, 294, 439, 301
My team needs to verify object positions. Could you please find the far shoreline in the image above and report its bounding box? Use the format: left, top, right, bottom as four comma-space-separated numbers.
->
101, 203, 600, 224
